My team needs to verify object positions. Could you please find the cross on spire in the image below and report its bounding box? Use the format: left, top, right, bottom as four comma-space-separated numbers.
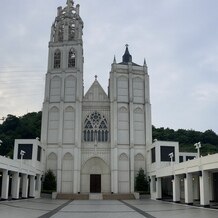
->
66, 0, 74, 7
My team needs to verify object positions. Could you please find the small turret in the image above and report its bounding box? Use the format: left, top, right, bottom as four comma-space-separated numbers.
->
113, 55, 117, 64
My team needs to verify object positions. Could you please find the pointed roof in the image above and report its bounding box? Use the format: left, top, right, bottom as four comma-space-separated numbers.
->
118, 45, 140, 66
122, 44, 132, 63
84, 76, 109, 102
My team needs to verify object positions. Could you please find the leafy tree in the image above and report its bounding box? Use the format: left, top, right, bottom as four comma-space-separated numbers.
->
135, 168, 149, 193
152, 125, 218, 155
42, 169, 57, 193
0, 112, 42, 157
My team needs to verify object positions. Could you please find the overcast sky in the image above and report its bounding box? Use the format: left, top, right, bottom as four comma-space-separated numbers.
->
0, 0, 217, 133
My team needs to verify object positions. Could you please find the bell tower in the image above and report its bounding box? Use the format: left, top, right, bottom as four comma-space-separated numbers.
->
41, 0, 83, 193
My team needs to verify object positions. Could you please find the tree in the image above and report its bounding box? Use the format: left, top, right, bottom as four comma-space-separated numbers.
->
0, 112, 42, 157
135, 168, 149, 193
42, 169, 57, 193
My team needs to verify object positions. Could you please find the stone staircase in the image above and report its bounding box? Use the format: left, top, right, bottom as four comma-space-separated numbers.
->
56, 193, 135, 200
56, 193, 89, 200
103, 193, 135, 200
89, 193, 103, 200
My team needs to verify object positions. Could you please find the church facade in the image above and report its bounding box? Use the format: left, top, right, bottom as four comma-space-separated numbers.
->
40, 0, 152, 194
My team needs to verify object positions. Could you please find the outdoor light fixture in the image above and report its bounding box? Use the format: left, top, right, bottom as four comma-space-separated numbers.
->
194, 142, 201, 158
20, 150, 26, 157
169, 152, 174, 165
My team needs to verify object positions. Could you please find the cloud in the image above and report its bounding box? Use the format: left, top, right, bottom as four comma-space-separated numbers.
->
0, 0, 217, 134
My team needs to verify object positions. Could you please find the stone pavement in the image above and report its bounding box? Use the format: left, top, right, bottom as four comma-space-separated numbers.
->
0, 198, 217, 218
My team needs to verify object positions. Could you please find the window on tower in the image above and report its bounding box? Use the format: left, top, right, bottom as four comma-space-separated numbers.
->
54, 49, 61, 69
58, 24, 64, 42
83, 111, 109, 142
68, 49, 76, 68
69, 23, 75, 41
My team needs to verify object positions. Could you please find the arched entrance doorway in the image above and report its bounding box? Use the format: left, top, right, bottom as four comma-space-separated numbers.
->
81, 157, 110, 193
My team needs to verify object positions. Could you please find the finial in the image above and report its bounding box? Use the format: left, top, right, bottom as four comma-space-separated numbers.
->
143, 58, 147, 67
95, 75, 98, 81
125, 44, 129, 48
113, 55, 116, 64
67, 0, 74, 7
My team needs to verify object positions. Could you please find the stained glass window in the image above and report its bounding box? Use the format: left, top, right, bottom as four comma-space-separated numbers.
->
84, 111, 108, 142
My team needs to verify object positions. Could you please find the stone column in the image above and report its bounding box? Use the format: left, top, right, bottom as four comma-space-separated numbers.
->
77, 147, 81, 193
73, 147, 78, 193
193, 175, 200, 200
173, 175, 180, 202
1, 170, 9, 200
184, 173, 193, 204
29, 175, 36, 198
57, 147, 62, 193
22, 174, 28, 199
11, 172, 20, 200
200, 170, 210, 207
156, 177, 162, 200
36, 174, 42, 197
113, 147, 118, 193
150, 176, 156, 200
130, 147, 134, 193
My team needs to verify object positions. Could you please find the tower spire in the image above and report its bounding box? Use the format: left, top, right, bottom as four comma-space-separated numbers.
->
122, 44, 132, 63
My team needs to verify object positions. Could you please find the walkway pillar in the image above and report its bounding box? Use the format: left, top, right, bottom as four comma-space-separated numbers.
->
150, 176, 156, 200
22, 174, 28, 198
173, 175, 180, 202
1, 170, 9, 200
184, 173, 193, 204
193, 175, 200, 200
200, 170, 210, 207
11, 172, 20, 200
156, 177, 162, 199
29, 175, 35, 198
36, 174, 42, 193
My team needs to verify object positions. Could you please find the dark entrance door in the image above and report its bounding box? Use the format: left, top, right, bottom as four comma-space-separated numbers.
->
213, 173, 218, 202
90, 174, 101, 193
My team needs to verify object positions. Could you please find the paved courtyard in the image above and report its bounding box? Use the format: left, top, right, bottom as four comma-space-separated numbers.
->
0, 198, 217, 218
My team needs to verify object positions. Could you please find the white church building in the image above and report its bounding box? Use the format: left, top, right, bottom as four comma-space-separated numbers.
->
40, 0, 152, 195
0, 0, 218, 207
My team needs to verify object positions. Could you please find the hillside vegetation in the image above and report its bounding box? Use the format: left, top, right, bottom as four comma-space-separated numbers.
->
0, 112, 217, 157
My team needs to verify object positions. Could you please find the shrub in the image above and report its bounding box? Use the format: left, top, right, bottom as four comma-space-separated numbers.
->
135, 168, 149, 193
42, 169, 56, 193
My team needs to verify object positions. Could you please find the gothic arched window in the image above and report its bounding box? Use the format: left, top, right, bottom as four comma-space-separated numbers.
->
58, 24, 64, 42
83, 111, 109, 142
54, 49, 61, 69
68, 49, 76, 68
69, 23, 75, 41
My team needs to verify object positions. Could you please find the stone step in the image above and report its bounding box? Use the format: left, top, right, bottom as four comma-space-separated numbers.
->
103, 193, 135, 200
56, 193, 89, 200
89, 193, 103, 200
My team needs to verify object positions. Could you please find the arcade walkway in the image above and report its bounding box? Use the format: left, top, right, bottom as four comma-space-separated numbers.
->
0, 198, 217, 218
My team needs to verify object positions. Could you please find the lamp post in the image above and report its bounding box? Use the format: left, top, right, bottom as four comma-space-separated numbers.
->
20, 150, 26, 172
169, 152, 174, 165
194, 142, 201, 158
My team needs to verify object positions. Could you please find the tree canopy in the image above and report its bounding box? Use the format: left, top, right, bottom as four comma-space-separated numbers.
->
0, 112, 41, 157
152, 126, 218, 155
0, 111, 217, 157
